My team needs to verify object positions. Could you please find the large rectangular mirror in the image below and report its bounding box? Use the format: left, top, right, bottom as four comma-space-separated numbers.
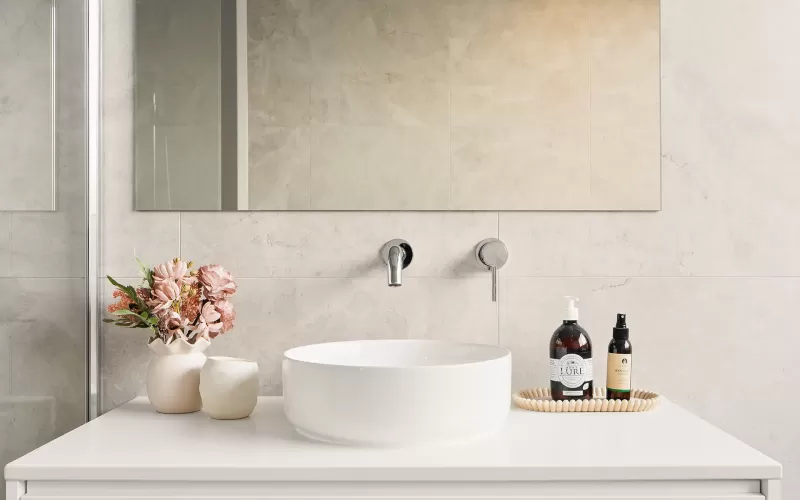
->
135, 0, 660, 211
0, 0, 56, 211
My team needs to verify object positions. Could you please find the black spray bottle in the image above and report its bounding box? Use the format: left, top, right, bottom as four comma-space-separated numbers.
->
606, 314, 632, 400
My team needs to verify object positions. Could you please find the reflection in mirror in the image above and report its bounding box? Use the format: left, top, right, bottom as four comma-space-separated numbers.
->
135, 0, 242, 210
135, 0, 660, 211
0, 0, 56, 211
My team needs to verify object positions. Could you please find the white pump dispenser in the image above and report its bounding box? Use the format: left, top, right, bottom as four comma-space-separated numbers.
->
564, 296, 580, 321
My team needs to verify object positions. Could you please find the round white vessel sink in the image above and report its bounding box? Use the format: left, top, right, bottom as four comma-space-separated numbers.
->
282, 339, 511, 447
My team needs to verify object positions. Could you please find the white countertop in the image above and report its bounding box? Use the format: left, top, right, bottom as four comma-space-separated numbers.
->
5, 397, 780, 483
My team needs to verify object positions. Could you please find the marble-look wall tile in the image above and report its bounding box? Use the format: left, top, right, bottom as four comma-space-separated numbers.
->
306, 0, 450, 83
134, 124, 222, 210
2, 279, 86, 438
248, 127, 311, 210
249, 73, 311, 127
247, 0, 312, 83
99, 278, 149, 413
11, 213, 85, 277
102, 0, 180, 277
135, 0, 221, 128
180, 211, 497, 278
246, 0, 657, 210
0, 0, 55, 211
311, 80, 449, 127
9, 1, 86, 277
499, 276, 800, 495
0, 398, 57, 469
134, 0, 222, 211
0, 215, 12, 277
499, 0, 800, 278
451, 126, 590, 210
589, 0, 660, 210
447, 0, 589, 88
0, 330, 9, 395
0, 2, 87, 488
310, 125, 450, 210
447, 0, 593, 210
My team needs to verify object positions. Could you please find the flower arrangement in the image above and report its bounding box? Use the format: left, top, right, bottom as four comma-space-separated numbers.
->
106, 258, 237, 344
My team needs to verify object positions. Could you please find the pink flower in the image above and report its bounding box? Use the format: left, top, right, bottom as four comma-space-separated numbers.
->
198, 265, 237, 300
215, 299, 236, 332
180, 283, 202, 322
153, 259, 195, 287
149, 280, 181, 314
189, 302, 223, 340
160, 311, 189, 339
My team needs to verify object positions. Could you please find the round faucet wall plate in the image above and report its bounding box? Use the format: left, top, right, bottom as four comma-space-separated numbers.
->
380, 239, 413, 268
475, 238, 508, 269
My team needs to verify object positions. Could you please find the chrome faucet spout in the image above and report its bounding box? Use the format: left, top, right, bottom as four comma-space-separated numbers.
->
381, 239, 413, 287
387, 245, 404, 286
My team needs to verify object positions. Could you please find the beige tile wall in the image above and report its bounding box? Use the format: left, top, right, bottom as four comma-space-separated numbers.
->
247, 0, 661, 210
102, 0, 800, 497
0, 0, 56, 210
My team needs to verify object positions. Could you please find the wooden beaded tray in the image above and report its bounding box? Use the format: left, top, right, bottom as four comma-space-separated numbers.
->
513, 387, 660, 413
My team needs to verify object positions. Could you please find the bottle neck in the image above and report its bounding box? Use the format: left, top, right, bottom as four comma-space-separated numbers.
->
563, 319, 578, 325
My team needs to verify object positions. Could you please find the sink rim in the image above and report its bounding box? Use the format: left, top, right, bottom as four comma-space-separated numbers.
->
283, 339, 510, 370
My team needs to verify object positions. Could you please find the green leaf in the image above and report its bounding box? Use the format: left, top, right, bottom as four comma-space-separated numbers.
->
110, 309, 158, 331
136, 257, 154, 288
110, 309, 137, 316
106, 275, 138, 301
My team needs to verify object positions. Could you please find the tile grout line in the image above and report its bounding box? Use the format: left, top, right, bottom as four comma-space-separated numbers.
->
8, 214, 14, 276
178, 212, 182, 259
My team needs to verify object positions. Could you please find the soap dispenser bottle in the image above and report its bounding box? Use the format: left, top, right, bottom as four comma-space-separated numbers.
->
549, 296, 593, 400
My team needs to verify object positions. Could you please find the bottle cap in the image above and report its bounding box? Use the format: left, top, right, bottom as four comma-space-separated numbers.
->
613, 313, 629, 339
564, 296, 579, 321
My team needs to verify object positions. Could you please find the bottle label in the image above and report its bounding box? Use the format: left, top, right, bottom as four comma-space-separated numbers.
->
606, 353, 632, 391
549, 354, 593, 388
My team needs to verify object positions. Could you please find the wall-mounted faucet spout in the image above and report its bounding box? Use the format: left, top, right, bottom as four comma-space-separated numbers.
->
381, 239, 413, 287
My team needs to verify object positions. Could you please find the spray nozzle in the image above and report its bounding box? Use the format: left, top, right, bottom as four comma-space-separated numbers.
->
564, 296, 580, 321
613, 313, 629, 339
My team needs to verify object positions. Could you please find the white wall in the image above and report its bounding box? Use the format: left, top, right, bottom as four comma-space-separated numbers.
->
101, 0, 800, 496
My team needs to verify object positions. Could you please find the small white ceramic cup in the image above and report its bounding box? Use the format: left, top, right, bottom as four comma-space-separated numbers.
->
199, 356, 259, 420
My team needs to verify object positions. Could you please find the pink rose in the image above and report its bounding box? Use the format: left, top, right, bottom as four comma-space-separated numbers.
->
189, 303, 223, 340
198, 264, 237, 300
149, 280, 180, 314
215, 299, 236, 333
153, 259, 195, 287
161, 311, 189, 339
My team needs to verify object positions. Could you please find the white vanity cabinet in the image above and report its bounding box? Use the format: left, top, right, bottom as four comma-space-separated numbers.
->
5, 397, 781, 500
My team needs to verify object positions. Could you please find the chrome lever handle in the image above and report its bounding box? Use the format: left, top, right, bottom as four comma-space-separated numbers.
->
475, 239, 508, 302
490, 265, 498, 302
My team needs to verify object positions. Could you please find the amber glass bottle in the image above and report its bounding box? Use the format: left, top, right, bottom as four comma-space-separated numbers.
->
606, 313, 632, 400
549, 297, 593, 400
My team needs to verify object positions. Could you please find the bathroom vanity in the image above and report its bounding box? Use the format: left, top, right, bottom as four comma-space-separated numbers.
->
5, 397, 780, 500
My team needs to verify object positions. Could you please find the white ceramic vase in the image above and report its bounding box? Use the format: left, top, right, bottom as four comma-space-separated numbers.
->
200, 356, 259, 420
146, 338, 210, 414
